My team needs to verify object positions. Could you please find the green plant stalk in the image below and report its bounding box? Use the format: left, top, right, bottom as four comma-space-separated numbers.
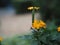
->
0, 41, 1, 45
32, 8, 35, 23
37, 29, 40, 45
34, 29, 40, 45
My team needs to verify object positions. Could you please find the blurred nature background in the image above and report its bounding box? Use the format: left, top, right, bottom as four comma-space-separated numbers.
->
0, 0, 60, 45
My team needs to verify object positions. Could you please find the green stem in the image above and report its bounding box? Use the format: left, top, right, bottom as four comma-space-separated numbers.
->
32, 8, 35, 23
37, 31, 40, 45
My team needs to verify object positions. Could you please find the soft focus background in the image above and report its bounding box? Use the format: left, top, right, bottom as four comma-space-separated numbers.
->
0, 0, 60, 45
0, 0, 60, 40
0, 0, 33, 39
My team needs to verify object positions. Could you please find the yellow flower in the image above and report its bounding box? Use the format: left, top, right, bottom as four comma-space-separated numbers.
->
36, 24, 40, 29
32, 20, 46, 30
0, 37, 3, 41
32, 20, 39, 29
34, 7, 40, 10
32, 23, 37, 29
27, 6, 40, 10
27, 6, 33, 10
32, 23, 40, 29
40, 20, 46, 25
39, 20, 46, 28
57, 27, 60, 32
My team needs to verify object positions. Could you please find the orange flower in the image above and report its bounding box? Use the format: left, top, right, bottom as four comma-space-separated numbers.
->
32, 20, 46, 29
39, 23, 43, 28
40, 20, 46, 25
32, 23, 38, 29
57, 27, 60, 32
36, 24, 40, 29
0, 37, 3, 41
32, 20, 39, 29
32, 23, 40, 29
39, 20, 46, 28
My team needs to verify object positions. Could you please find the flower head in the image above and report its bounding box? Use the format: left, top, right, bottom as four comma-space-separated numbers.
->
34, 7, 40, 10
27, 6, 40, 10
57, 27, 60, 32
39, 20, 46, 28
32, 20, 39, 29
27, 6, 33, 10
32, 20, 46, 30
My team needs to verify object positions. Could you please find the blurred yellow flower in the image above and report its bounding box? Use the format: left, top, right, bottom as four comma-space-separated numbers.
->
57, 27, 60, 32
32, 23, 37, 28
32, 23, 40, 29
27, 6, 40, 10
27, 6, 33, 10
36, 24, 40, 29
40, 20, 46, 25
32, 20, 39, 29
39, 20, 46, 28
0, 37, 3, 41
34, 7, 40, 10
32, 20, 46, 30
